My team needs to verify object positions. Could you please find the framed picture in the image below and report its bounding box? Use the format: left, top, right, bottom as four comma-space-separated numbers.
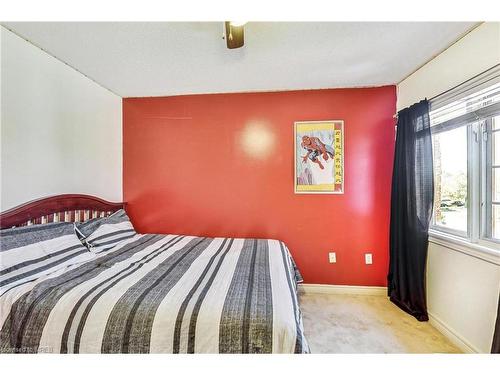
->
294, 120, 344, 194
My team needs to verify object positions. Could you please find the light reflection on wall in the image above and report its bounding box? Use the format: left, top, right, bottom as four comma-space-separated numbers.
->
239, 121, 276, 160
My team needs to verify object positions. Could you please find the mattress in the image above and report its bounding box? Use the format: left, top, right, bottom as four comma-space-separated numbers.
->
0, 233, 309, 353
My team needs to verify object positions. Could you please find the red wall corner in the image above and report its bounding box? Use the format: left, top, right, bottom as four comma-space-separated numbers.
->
123, 86, 396, 286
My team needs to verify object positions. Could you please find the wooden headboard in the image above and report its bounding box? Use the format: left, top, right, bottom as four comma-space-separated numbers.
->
0, 194, 125, 229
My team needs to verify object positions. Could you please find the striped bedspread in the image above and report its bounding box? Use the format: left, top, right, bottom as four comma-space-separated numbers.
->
0, 233, 309, 353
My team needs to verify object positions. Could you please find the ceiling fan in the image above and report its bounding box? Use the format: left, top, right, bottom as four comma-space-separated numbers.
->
224, 21, 247, 49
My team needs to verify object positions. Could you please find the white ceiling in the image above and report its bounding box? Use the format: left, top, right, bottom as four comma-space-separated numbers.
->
2, 22, 477, 98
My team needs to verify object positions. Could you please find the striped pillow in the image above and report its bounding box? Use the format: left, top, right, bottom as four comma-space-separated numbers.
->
75, 209, 137, 253
0, 222, 94, 292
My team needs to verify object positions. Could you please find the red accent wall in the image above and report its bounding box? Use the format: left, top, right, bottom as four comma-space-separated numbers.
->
123, 87, 396, 286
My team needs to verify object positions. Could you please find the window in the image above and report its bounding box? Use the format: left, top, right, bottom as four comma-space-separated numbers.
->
430, 66, 500, 251
432, 124, 468, 235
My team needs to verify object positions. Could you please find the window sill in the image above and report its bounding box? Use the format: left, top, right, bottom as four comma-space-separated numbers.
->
428, 229, 500, 265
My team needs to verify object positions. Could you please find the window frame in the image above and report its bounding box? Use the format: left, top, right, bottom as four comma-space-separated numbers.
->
479, 115, 500, 250
430, 112, 500, 254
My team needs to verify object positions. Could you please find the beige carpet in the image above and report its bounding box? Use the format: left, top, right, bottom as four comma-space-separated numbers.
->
299, 292, 461, 353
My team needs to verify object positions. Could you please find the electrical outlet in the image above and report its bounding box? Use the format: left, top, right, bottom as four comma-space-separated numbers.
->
365, 253, 373, 265
328, 252, 336, 263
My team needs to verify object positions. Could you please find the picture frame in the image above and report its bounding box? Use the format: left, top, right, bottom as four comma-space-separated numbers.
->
294, 120, 344, 194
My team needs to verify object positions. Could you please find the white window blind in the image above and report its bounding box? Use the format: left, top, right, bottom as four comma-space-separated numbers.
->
430, 64, 500, 131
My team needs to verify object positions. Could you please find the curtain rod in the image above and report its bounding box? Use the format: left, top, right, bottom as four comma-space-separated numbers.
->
393, 63, 500, 119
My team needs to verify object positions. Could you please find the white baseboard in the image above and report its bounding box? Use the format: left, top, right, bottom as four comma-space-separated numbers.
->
299, 283, 387, 296
428, 312, 478, 353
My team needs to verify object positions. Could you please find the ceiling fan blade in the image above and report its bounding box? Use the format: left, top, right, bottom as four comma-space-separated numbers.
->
225, 21, 244, 49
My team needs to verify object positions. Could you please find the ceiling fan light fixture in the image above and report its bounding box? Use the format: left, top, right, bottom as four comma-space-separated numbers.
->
224, 21, 245, 49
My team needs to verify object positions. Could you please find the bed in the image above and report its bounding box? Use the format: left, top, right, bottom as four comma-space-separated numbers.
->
0, 195, 309, 354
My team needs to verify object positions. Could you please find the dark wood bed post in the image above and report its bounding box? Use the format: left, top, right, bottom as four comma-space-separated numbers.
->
0, 194, 125, 229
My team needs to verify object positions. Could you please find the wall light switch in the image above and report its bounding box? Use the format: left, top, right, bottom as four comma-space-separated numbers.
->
328, 252, 336, 263
365, 253, 373, 265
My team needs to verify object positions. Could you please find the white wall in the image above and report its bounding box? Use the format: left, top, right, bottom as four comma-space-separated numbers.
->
427, 242, 500, 353
0, 26, 122, 210
397, 22, 500, 110
398, 22, 500, 353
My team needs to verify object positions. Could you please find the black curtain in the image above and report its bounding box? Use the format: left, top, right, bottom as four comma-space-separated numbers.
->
388, 99, 434, 322
492, 294, 500, 353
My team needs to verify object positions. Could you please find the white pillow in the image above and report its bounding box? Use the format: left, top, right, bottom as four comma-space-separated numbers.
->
0, 222, 94, 292
77, 209, 137, 253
